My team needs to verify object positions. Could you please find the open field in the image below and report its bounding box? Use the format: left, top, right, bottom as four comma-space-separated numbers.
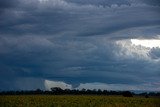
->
0, 95, 160, 107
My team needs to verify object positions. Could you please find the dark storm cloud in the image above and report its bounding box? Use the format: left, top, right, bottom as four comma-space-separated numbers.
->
149, 48, 160, 59
66, 0, 160, 6
0, 0, 160, 90
0, 0, 18, 9
0, 0, 160, 37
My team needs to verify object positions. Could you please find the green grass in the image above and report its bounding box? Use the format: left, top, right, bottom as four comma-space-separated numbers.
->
0, 95, 160, 107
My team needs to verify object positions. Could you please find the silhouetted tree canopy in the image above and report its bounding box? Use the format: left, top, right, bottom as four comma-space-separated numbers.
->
122, 91, 133, 97
0, 88, 159, 97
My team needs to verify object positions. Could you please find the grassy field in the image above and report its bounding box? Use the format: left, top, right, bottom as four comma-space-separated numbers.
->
0, 95, 160, 107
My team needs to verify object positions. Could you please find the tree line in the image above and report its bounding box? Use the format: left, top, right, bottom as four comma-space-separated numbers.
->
0, 87, 160, 97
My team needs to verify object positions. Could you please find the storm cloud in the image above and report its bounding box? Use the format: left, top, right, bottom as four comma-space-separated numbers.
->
0, 0, 160, 91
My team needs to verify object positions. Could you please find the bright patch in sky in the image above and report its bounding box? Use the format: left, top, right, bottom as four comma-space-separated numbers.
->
131, 39, 160, 48
116, 38, 160, 61
44, 80, 72, 90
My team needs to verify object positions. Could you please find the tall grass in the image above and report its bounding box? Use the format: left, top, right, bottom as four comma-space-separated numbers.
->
0, 95, 160, 107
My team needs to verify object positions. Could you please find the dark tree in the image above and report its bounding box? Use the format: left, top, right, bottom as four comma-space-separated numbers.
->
145, 95, 149, 98
51, 87, 63, 91
122, 91, 133, 97
51, 87, 63, 94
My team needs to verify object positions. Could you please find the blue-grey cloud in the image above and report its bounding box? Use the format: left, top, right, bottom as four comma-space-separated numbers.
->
149, 47, 160, 59
0, 0, 160, 37
0, 0, 160, 91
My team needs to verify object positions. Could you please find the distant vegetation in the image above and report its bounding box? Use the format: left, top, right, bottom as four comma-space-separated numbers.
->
0, 87, 160, 97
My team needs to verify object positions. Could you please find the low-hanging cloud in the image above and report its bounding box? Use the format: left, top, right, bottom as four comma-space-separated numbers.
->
44, 80, 160, 91
44, 80, 72, 90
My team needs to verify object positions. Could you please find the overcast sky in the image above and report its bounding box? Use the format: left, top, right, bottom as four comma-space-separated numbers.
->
0, 0, 160, 91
